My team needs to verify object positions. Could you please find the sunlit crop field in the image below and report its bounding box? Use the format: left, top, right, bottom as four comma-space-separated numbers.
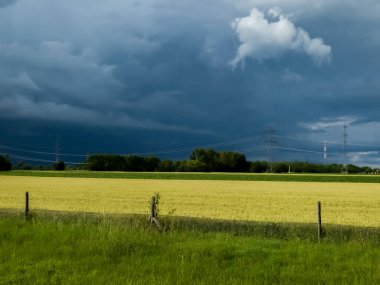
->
1, 176, 379, 227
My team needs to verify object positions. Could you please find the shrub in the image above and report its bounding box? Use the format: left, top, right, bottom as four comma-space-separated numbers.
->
53, 161, 66, 171
0, 155, 11, 171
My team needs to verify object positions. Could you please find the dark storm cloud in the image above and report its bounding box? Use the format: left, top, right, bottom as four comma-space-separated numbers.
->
0, 0, 16, 8
1, 0, 380, 165
0, 0, 238, 134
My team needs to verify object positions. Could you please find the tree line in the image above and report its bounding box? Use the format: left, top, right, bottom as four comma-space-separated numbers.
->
0, 155, 11, 171
250, 161, 374, 174
1, 149, 377, 174
84, 148, 377, 174
86, 148, 249, 172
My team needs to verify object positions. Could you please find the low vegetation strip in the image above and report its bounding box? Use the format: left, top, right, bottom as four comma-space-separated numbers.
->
0, 214, 379, 285
2, 210, 378, 243
1, 176, 379, 227
2, 170, 380, 183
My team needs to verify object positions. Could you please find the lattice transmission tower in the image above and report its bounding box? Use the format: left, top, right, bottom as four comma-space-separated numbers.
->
323, 140, 327, 164
55, 135, 60, 163
266, 127, 277, 173
341, 124, 348, 174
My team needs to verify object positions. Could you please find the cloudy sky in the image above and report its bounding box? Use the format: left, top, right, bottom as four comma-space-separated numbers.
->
1, 0, 380, 166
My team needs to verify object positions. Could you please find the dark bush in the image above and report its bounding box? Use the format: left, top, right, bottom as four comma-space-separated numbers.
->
53, 161, 66, 171
218, 151, 249, 172
143, 156, 161, 172
249, 161, 267, 173
13, 161, 32, 170
87, 154, 126, 171
0, 155, 11, 171
159, 160, 175, 172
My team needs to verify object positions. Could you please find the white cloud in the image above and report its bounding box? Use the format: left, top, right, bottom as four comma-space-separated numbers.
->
230, 7, 332, 66
296, 117, 380, 167
300, 116, 358, 131
349, 151, 379, 164
7, 72, 41, 91
281, 68, 303, 82
299, 117, 380, 150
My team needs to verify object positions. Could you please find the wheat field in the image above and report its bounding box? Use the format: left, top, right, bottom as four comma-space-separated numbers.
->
1, 176, 379, 227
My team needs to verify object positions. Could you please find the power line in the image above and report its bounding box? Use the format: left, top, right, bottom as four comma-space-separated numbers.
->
3, 132, 380, 159
2, 131, 380, 166
56, 135, 60, 163
125, 135, 266, 156
7, 153, 85, 165
266, 128, 277, 173
343, 142, 380, 148
0, 144, 88, 157
0, 140, 59, 151
0, 135, 266, 158
233, 146, 268, 153
274, 146, 377, 159
274, 146, 325, 155
275, 135, 380, 149
342, 123, 348, 174
273, 135, 324, 144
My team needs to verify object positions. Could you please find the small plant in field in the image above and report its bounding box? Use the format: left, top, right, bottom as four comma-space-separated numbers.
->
161, 208, 177, 232
149, 193, 162, 230
167, 208, 176, 216
149, 192, 160, 218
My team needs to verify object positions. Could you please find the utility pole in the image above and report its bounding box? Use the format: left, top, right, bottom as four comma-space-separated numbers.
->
55, 135, 60, 163
323, 140, 327, 164
341, 124, 348, 174
266, 127, 277, 173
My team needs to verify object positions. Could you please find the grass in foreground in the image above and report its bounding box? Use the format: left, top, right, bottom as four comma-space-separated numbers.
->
0, 213, 379, 285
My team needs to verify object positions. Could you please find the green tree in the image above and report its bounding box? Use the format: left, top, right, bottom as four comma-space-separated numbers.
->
144, 156, 161, 171
250, 161, 267, 173
159, 160, 175, 172
0, 155, 11, 171
14, 161, 32, 170
218, 151, 249, 172
184, 160, 208, 172
87, 154, 126, 171
125, 155, 145, 171
52, 161, 66, 171
190, 148, 220, 171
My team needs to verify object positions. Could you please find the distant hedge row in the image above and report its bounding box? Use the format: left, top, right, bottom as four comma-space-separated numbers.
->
87, 148, 376, 173
85, 148, 376, 174
4, 148, 377, 174
0, 155, 11, 171
87, 155, 161, 172
86, 148, 250, 172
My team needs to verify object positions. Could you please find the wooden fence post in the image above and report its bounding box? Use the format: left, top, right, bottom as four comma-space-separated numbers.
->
317, 201, 322, 242
25, 192, 29, 219
150, 199, 156, 221
149, 195, 161, 230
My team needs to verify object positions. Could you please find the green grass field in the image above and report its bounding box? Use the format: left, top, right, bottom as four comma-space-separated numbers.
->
2, 170, 380, 183
0, 213, 379, 285
1, 171, 379, 284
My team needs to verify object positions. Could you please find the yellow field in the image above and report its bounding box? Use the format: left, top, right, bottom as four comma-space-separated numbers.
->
0, 176, 379, 227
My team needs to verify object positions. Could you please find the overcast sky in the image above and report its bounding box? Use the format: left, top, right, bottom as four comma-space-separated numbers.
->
1, 0, 380, 166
